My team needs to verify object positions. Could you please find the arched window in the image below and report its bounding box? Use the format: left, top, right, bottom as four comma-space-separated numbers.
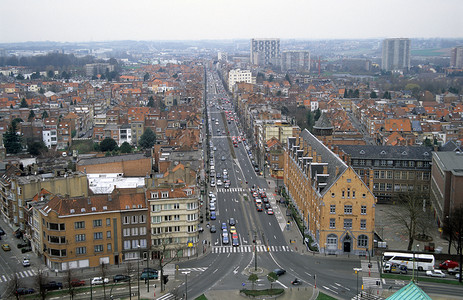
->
358, 234, 368, 248
327, 234, 337, 246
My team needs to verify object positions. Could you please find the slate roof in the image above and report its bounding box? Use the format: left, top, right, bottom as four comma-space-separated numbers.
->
313, 112, 333, 130
386, 281, 431, 300
432, 151, 463, 176
338, 145, 433, 161
78, 153, 150, 166
297, 129, 348, 195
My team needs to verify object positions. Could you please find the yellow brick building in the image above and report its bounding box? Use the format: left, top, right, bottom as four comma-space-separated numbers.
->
284, 129, 376, 255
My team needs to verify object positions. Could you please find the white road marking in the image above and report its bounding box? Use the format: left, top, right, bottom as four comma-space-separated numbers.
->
276, 280, 287, 289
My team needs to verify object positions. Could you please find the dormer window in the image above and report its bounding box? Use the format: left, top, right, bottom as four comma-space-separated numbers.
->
91, 207, 96, 212
359, 150, 365, 155
151, 192, 159, 199
380, 150, 386, 155
81, 208, 86, 213
70, 209, 75, 214
161, 192, 169, 198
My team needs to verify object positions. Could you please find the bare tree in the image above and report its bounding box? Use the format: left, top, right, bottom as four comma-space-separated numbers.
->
443, 205, 463, 283
100, 262, 108, 299
388, 191, 429, 251
35, 267, 49, 300
152, 237, 184, 292
6, 273, 21, 300
64, 265, 78, 300
125, 261, 134, 299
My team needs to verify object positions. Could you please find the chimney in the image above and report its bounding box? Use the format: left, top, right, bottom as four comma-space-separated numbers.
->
323, 165, 328, 174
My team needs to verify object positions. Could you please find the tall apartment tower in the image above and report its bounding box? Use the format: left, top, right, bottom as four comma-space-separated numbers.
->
381, 38, 411, 72
281, 50, 311, 72
450, 46, 463, 68
251, 38, 280, 66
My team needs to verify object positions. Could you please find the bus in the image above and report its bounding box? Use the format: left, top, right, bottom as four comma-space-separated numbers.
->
382, 252, 435, 271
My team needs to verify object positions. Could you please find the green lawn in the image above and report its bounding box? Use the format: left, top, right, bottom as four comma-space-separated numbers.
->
240, 288, 284, 296
316, 291, 337, 300
195, 295, 208, 300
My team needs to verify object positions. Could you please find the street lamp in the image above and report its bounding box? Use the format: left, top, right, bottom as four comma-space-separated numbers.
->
137, 245, 141, 300
416, 244, 420, 283
354, 268, 362, 298
182, 271, 190, 300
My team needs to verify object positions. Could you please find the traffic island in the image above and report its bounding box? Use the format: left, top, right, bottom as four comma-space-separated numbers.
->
239, 288, 284, 299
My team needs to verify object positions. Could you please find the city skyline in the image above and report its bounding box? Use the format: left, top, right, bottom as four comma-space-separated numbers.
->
0, 0, 462, 43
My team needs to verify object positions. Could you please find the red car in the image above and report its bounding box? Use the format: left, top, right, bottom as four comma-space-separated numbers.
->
439, 260, 459, 270
70, 279, 85, 287
257, 205, 263, 212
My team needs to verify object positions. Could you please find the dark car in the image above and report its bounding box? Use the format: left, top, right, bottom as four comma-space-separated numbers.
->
273, 269, 286, 276
42, 281, 63, 291
0, 228, 5, 235
143, 268, 157, 274
254, 166, 259, 172
21, 246, 32, 253
113, 274, 131, 283
15, 288, 35, 295
210, 225, 217, 233
70, 279, 85, 287
17, 242, 29, 249
229, 218, 236, 226
210, 211, 217, 220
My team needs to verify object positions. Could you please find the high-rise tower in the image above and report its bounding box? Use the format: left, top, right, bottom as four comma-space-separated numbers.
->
251, 38, 280, 66
381, 38, 411, 72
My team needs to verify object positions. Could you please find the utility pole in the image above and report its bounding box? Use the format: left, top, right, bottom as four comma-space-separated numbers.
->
254, 231, 257, 271
354, 268, 362, 298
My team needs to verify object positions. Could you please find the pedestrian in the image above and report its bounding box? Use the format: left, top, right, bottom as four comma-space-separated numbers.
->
289, 239, 292, 243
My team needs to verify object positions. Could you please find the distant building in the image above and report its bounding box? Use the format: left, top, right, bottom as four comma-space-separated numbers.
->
281, 50, 311, 72
85, 63, 114, 77
381, 38, 411, 72
450, 46, 463, 68
228, 69, 253, 90
251, 38, 280, 66
218, 51, 228, 62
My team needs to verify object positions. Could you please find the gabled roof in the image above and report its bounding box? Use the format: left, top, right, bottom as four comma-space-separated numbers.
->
386, 281, 431, 300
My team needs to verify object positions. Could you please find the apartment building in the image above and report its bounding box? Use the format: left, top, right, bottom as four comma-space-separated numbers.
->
0, 167, 88, 231
430, 151, 463, 227
38, 193, 122, 270
336, 145, 433, 203
381, 38, 411, 72
228, 69, 253, 90
284, 130, 376, 255
450, 46, 463, 68
281, 50, 311, 72
146, 185, 200, 258
251, 38, 281, 66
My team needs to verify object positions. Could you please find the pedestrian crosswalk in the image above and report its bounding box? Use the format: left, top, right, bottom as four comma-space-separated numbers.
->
216, 187, 268, 193
212, 245, 291, 254
0, 269, 37, 283
178, 267, 208, 272
362, 277, 382, 289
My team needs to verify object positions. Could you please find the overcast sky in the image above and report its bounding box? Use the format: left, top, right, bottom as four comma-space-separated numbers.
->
1, 0, 462, 43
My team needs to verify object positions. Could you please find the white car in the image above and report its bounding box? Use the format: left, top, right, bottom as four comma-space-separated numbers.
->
91, 277, 109, 285
425, 270, 446, 278
217, 180, 223, 186
223, 169, 228, 175
22, 257, 30, 267
210, 203, 216, 211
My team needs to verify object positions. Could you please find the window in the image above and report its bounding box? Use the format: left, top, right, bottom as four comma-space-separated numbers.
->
75, 234, 86, 242
164, 215, 172, 221
173, 226, 180, 232
174, 215, 180, 221
124, 240, 131, 250
360, 219, 367, 229
76, 247, 86, 255
140, 227, 147, 235
187, 214, 197, 221
187, 225, 196, 233
93, 219, 102, 227
131, 240, 139, 249
187, 202, 197, 210
342, 190, 345, 198
75, 221, 85, 229
331, 192, 335, 198
123, 228, 130, 237
163, 204, 173, 210
151, 204, 161, 212
343, 219, 352, 229
106, 231, 111, 238
139, 215, 146, 223
106, 218, 111, 226
174, 203, 180, 209
151, 216, 161, 224
94, 232, 103, 240
94, 245, 103, 253
107, 243, 112, 251
358, 235, 368, 248
387, 171, 393, 179
131, 227, 139, 236
123, 216, 130, 224
139, 239, 147, 248
330, 204, 336, 214
374, 171, 379, 179
131, 215, 138, 224
161, 192, 169, 198
329, 218, 336, 229
352, 191, 356, 198
344, 205, 352, 214
409, 161, 415, 167
361, 205, 367, 215
327, 234, 337, 245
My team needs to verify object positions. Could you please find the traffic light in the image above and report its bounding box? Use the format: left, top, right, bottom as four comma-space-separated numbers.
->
163, 275, 169, 285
